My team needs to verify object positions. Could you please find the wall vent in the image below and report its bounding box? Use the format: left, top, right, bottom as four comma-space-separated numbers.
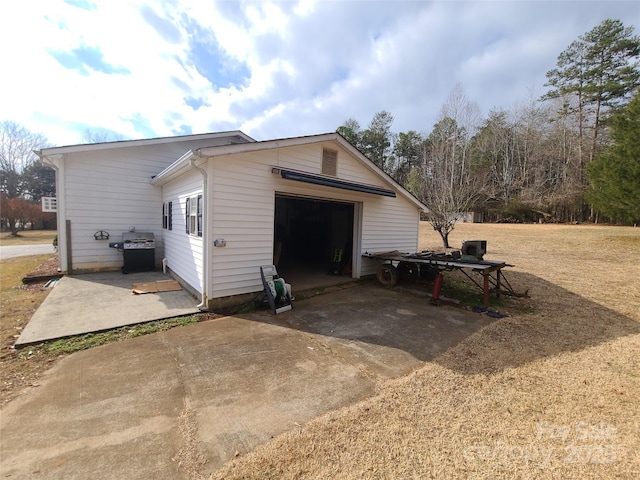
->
322, 148, 338, 176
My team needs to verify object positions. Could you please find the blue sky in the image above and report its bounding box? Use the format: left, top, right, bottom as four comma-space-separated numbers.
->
1, 0, 638, 146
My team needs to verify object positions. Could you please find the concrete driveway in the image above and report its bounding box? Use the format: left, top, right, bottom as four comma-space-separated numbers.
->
0, 284, 492, 479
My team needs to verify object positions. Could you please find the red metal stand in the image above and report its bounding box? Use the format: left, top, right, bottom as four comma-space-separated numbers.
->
431, 272, 443, 304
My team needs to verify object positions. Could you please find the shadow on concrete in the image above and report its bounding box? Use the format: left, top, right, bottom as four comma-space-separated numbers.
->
239, 272, 640, 377
240, 282, 496, 378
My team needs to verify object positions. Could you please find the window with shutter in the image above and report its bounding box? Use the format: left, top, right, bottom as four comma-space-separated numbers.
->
186, 195, 202, 237
162, 201, 173, 230
197, 195, 203, 237
185, 198, 190, 234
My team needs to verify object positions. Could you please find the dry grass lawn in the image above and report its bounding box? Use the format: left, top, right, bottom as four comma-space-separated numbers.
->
0, 230, 56, 246
0, 255, 58, 405
215, 223, 640, 479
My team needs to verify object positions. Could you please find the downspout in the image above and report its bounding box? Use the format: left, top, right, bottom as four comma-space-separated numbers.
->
36, 151, 66, 273
189, 151, 210, 310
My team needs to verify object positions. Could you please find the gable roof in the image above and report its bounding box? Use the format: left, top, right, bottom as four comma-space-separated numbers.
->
151, 132, 427, 211
37, 130, 255, 156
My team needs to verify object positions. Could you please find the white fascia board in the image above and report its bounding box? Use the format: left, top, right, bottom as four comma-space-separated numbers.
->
150, 150, 200, 185
39, 131, 254, 155
197, 132, 338, 157
153, 131, 426, 211
197, 131, 427, 211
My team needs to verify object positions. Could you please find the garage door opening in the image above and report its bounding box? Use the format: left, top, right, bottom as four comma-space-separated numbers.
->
274, 194, 357, 291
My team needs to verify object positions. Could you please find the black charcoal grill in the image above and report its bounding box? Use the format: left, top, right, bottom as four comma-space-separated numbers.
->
120, 232, 156, 274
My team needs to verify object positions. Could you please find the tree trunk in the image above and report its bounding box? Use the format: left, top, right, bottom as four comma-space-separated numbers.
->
440, 230, 450, 249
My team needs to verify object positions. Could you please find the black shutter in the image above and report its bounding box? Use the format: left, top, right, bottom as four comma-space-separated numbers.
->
168, 201, 173, 230
185, 197, 190, 234
162, 203, 167, 229
197, 195, 203, 237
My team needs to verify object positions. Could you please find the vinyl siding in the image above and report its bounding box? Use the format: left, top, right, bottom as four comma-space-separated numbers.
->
161, 170, 204, 293
207, 142, 420, 299
61, 138, 231, 272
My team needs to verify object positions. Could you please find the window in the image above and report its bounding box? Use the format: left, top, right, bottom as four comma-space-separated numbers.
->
41, 197, 57, 212
186, 195, 202, 236
322, 148, 338, 176
162, 201, 172, 230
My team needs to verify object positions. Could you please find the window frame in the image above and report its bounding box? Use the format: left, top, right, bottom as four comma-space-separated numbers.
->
186, 195, 203, 237
162, 201, 173, 230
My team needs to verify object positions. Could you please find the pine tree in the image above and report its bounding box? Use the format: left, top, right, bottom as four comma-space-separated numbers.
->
543, 19, 640, 219
587, 89, 640, 224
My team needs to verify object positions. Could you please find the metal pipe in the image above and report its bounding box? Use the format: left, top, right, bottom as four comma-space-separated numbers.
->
189, 151, 210, 311
431, 272, 443, 305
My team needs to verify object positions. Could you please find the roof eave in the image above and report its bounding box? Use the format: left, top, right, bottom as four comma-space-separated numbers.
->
40, 130, 254, 155
193, 132, 426, 211
150, 150, 200, 186
197, 132, 339, 157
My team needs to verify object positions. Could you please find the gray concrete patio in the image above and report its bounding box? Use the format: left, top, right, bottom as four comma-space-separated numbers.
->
16, 271, 201, 345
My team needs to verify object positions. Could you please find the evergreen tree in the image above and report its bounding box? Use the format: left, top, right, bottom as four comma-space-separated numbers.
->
336, 118, 362, 149
587, 89, 640, 224
391, 130, 424, 186
543, 19, 640, 219
360, 111, 395, 174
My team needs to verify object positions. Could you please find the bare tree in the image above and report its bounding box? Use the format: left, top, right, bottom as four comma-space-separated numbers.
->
409, 87, 485, 248
0, 121, 48, 198
81, 128, 126, 144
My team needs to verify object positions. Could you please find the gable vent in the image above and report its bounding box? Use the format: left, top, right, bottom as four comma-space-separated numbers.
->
322, 148, 338, 176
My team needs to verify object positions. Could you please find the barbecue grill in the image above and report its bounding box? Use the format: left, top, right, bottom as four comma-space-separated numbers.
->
120, 232, 155, 273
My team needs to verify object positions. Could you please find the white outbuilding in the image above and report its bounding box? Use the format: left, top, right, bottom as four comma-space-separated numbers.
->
39, 131, 426, 309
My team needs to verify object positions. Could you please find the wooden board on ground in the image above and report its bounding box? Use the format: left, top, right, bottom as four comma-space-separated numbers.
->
132, 279, 182, 294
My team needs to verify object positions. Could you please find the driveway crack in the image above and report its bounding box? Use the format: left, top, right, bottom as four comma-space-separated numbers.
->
295, 329, 383, 385
158, 332, 211, 480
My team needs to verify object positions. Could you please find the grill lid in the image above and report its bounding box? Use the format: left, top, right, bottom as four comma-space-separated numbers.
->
122, 232, 154, 242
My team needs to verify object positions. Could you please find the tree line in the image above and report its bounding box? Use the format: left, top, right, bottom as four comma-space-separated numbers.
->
2, 19, 638, 242
338, 19, 640, 246
0, 120, 120, 235
0, 121, 56, 235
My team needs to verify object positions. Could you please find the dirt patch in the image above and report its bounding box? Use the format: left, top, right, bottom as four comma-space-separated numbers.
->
21, 254, 61, 283
214, 223, 640, 479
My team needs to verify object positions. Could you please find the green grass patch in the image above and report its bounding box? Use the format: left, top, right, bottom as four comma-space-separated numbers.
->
235, 301, 262, 314
22, 315, 200, 356
442, 275, 503, 309
513, 303, 537, 314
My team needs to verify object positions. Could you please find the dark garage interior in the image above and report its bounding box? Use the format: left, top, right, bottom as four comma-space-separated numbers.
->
274, 194, 355, 291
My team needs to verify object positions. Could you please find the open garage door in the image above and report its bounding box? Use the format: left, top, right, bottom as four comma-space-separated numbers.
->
274, 194, 357, 291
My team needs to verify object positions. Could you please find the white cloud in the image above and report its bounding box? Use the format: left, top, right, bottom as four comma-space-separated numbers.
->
0, 0, 638, 146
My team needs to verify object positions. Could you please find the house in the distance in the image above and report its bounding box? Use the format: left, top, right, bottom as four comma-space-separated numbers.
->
38, 131, 426, 309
